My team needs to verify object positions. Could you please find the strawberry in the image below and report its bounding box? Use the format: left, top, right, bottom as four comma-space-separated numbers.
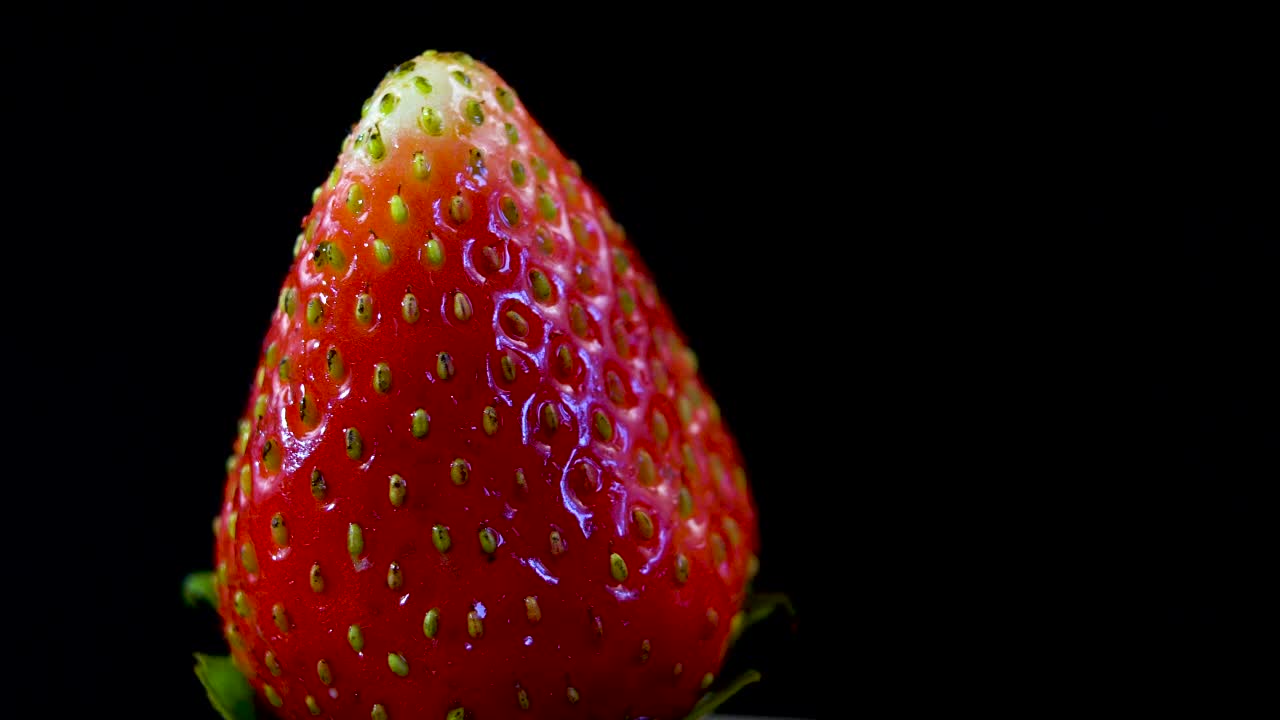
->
208, 50, 759, 719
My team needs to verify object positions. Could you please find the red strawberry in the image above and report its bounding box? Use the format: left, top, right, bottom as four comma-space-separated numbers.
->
210, 50, 759, 720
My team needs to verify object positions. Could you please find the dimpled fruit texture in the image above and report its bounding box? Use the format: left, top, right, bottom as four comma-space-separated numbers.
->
212, 50, 759, 720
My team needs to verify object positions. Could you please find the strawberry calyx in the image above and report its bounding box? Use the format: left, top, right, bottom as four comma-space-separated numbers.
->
182, 571, 218, 609
745, 592, 797, 630
682, 669, 763, 720
194, 653, 257, 720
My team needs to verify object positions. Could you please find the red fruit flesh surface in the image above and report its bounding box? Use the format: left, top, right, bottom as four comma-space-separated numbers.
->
213, 51, 758, 720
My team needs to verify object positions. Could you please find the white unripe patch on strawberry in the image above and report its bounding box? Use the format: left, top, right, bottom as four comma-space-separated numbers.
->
341, 52, 494, 187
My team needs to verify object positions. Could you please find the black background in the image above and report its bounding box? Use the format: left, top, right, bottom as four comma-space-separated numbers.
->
16, 8, 1276, 717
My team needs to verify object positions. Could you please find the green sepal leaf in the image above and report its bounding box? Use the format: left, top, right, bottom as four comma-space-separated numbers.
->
682, 669, 762, 720
729, 592, 796, 647
194, 653, 256, 720
183, 571, 218, 609
745, 592, 795, 627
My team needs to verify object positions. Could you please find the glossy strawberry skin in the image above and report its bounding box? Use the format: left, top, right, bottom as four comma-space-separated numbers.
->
213, 51, 758, 719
